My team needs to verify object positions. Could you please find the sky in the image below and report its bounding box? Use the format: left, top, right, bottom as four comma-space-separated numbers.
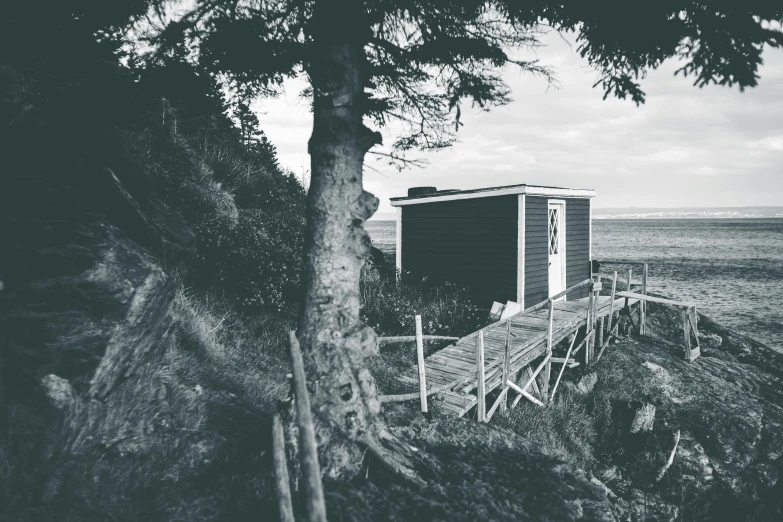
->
253, 28, 783, 219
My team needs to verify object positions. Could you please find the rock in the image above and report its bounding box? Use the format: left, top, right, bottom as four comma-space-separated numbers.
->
41, 374, 76, 410
675, 431, 714, 491
630, 403, 655, 433
628, 489, 678, 522
590, 476, 617, 499
599, 465, 623, 484
699, 331, 723, 349
577, 372, 599, 394
368, 246, 386, 267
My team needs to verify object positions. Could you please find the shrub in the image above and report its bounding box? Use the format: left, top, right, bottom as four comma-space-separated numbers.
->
192, 209, 305, 314
360, 266, 487, 338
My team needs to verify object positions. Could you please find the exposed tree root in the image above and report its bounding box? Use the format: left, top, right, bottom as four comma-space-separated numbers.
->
358, 429, 439, 487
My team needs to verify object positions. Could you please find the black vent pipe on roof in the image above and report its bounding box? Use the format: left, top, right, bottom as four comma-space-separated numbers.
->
407, 186, 437, 197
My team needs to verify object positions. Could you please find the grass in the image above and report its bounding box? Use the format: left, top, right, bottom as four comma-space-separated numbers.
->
0, 286, 293, 522
360, 264, 491, 397
10, 259, 741, 521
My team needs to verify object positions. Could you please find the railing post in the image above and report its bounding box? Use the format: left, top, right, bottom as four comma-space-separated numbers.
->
288, 332, 327, 522
641, 263, 648, 335
415, 315, 427, 413
501, 319, 511, 412
682, 308, 691, 360
541, 300, 554, 402
272, 414, 295, 522
585, 285, 594, 367
591, 275, 600, 360
475, 331, 486, 422
606, 271, 618, 344
598, 314, 604, 351
627, 267, 633, 293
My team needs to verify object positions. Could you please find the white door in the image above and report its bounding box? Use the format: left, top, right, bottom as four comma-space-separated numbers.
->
548, 201, 566, 299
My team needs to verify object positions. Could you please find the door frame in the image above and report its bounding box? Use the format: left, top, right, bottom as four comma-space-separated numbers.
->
547, 199, 567, 300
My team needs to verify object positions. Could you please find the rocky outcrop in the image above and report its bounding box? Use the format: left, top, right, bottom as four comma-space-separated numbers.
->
591, 307, 783, 521
382, 413, 617, 522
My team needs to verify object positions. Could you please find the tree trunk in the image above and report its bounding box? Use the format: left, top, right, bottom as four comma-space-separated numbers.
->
298, 0, 386, 480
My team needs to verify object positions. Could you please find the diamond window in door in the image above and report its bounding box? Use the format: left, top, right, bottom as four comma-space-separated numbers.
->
549, 208, 559, 255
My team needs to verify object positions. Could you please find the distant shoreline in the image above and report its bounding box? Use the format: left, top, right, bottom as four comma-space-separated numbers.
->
593, 215, 783, 220
369, 215, 783, 222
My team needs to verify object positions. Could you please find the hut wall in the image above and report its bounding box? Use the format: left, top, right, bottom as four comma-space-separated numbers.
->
400, 195, 518, 304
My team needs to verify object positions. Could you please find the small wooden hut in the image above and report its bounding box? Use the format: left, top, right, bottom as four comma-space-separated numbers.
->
390, 183, 596, 307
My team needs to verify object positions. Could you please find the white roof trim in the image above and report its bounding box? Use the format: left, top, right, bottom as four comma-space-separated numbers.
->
390, 185, 596, 206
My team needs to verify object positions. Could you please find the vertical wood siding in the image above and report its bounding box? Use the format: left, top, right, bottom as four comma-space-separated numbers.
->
565, 198, 591, 300
400, 195, 518, 305
524, 196, 549, 306
525, 196, 592, 306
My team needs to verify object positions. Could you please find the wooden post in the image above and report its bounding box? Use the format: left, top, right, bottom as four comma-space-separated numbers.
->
690, 307, 699, 341
606, 271, 618, 345
475, 331, 486, 422
591, 275, 600, 361
585, 288, 594, 367
550, 333, 577, 403
682, 309, 691, 360
641, 263, 648, 335
288, 332, 327, 522
501, 319, 511, 412
597, 315, 604, 351
627, 267, 633, 293
415, 315, 427, 413
541, 300, 554, 402
272, 414, 295, 522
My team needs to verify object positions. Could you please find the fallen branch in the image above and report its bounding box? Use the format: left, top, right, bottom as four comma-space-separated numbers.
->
358, 430, 428, 487
655, 429, 681, 482
272, 414, 294, 522
379, 335, 459, 344
379, 379, 461, 403
288, 332, 327, 522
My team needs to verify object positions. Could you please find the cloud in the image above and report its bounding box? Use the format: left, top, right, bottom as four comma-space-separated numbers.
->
253, 30, 783, 216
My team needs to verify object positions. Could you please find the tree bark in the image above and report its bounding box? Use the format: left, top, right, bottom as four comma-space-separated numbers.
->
298, 0, 387, 480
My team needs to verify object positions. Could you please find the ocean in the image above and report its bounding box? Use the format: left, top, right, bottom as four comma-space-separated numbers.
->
366, 218, 783, 351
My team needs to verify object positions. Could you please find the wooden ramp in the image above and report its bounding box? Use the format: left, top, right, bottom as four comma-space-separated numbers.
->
398, 292, 638, 418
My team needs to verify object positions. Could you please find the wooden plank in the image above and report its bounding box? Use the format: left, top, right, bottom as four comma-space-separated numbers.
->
689, 307, 699, 346
502, 319, 511, 413
486, 387, 509, 421
288, 332, 327, 522
597, 314, 604, 349
550, 333, 577, 403
475, 332, 486, 422
379, 378, 462, 403
523, 365, 542, 397
508, 380, 544, 407
439, 391, 477, 417
423, 364, 469, 383
379, 335, 459, 344
415, 316, 428, 413
616, 291, 695, 308
682, 308, 691, 360
541, 300, 554, 401
272, 414, 295, 522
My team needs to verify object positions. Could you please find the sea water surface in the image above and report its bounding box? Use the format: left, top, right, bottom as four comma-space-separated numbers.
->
366, 218, 783, 351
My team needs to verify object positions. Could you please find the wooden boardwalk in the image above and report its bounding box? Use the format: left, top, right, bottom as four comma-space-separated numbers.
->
398, 292, 639, 418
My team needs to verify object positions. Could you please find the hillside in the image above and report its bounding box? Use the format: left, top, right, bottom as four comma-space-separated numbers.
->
3, 7, 783, 522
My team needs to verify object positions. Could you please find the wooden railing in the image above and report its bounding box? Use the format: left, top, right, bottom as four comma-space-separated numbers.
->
379, 262, 699, 425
